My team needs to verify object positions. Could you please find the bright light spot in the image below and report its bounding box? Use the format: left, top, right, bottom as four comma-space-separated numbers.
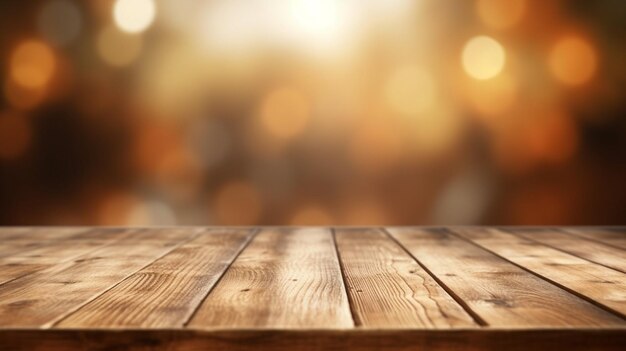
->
10, 40, 56, 89
384, 65, 435, 115
212, 181, 262, 225
0, 112, 31, 160
113, 0, 156, 33
200, 0, 356, 56
462, 36, 506, 80
549, 36, 597, 86
37, 0, 82, 46
286, 0, 352, 51
259, 87, 310, 139
97, 25, 143, 66
476, 0, 526, 29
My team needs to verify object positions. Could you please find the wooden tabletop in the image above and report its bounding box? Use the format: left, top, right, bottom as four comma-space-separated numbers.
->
0, 226, 624, 350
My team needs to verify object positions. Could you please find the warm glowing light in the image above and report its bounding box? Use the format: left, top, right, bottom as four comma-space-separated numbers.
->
384, 65, 435, 115
341, 201, 388, 225
260, 87, 310, 139
549, 36, 597, 86
291, 205, 334, 225
476, 0, 526, 29
37, 0, 82, 46
10, 40, 56, 89
0, 112, 31, 160
97, 26, 143, 67
462, 36, 506, 80
200, 0, 355, 56
113, 0, 156, 33
213, 181, 262, 225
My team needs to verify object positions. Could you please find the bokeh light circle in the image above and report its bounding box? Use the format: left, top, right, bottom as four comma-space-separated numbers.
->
462, 36, 506, 80
10, 40, 56, 89
549, 36, 597, 86
37, 0, 82, 46
113, 0, 156, 33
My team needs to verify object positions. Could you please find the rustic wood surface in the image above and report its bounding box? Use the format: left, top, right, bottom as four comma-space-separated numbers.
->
0, 226, 624, 350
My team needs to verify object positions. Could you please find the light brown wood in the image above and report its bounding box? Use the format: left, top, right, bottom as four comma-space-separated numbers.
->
513, 229, 626, 273
561, 228, 626, 250
188, 227, 353, 328
0, 228, 201, 327
334, 228, 477, 328
0, 229, 135, 286
0, 226, 624, 350
452, 227, 626, 317
57, 228, 254, 328
387, 227, 625, 327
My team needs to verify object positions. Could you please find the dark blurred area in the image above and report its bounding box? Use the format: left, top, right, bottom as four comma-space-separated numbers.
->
0, 0, 625, 226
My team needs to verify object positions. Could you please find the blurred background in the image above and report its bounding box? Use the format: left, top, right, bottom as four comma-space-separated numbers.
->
0, 0, 624, 226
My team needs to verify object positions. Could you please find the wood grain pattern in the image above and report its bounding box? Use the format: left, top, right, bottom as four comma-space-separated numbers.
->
561, 227, 626, 250
188, 227, 353, 328
0, 228, 134, 286
0, 226, 624, 351
452, 227, 626, 317
387, 227, 625, 327
57, 228, 254, 328
334, 228, 477, 328
512, 229, 626, 273
0, 228, 201, 327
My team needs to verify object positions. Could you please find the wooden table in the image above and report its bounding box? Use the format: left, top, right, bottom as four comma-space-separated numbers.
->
0, 227, 624, 350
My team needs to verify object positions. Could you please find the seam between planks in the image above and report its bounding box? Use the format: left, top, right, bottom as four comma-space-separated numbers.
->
47, 228, 206, 328
182, 227, 260, 327
505, 229, 626, 274
330, 227, 361, 327
558, 228, 626, 252
0, 228, 141, 289
381, 227, 488, 327
448, 228, 626, 321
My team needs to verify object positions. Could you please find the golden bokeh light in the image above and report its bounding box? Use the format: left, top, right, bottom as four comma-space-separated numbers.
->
468, 72, 518, 118
0, 112, 32, 160
290, 204, 334, 225
549, 35, 597, 86
384, 65, 436, 115
97, 26, 143, 67
212, 181, 262, 225
259, 87, 311, 139
476, 0, 527, 29
9, 40, 56, 89
462, 36, 506, 80
113, 0, 156, 33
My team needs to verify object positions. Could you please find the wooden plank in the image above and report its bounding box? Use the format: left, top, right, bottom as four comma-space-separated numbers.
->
0, 227, 91, 258
0, 229, 135, 286
387, 227, 626, 327
453, 227, 626, 317
57, 228, 255, 328
561, 228, 626, 250
1, 329, 625, 351
0, 228, 200, 327
512, 229, 626, 273
188, 227, 353, 328
334, 228, 477, 328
